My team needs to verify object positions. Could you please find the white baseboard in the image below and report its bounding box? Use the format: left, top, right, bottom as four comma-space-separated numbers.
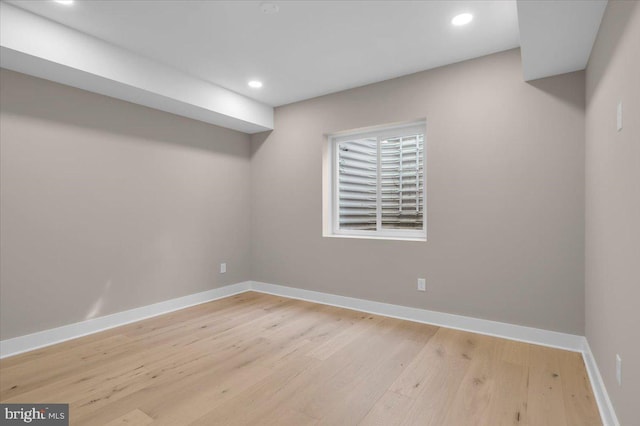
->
249, 281, 585, 352
0, 279, 618, 425
0, 281, 251, 359
581, 340, 620, 426
0, 280, 584, 357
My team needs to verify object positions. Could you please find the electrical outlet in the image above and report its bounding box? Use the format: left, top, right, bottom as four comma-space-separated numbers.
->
616, 354, 622, 386
220, 263, 227, 274
417, 278, 426, 292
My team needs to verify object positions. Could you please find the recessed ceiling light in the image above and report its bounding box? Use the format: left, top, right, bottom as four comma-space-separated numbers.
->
260, 2, 279, 14
248, 80, 263, 89
54, 0, 74, 5
451, 13, 473, 26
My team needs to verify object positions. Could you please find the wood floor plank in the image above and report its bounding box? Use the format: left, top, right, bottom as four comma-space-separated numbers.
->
144, 360, 274, 426
485, 358, 529, 425
0, 334, 134, 399
527, 345, 569, 426
0, 291, 602, 426
306, 314, 384, 360
261, 409, 319, 426
72, 337, 277, 424
388, 327, 477, 398
498, 339, 531, 367
376, 328, 477, 425
359, 391, 414, 426
312, 321, 432, 425
558, 350, 602, 426
104, 409, 154, 426
439, 334, 501, 426
188, 354, 321, 426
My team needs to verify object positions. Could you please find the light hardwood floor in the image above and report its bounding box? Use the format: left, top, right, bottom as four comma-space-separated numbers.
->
0, 292, 601, 425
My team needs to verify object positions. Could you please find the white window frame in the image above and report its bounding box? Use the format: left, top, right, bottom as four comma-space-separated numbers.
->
323, 120, 427, 242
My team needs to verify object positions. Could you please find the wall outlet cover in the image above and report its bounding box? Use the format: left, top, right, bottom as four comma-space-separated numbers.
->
617, 101, 623, 131
417, 278, 426, 292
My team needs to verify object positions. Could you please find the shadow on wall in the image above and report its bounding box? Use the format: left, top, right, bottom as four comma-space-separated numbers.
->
0, 70, 250, 157
250, 130, 272, 158
585, 0, 638, 100
526, 71, 586, 111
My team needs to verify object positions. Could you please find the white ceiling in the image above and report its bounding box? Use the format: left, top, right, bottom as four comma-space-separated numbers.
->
7, 0, 521, 107
518, 0, 607, 81
1, 1, 607, 133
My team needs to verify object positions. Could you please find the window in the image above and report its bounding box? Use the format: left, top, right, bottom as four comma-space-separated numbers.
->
324, 121, 426, 241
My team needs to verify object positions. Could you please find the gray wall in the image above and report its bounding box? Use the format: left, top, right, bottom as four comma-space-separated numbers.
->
0, 69, 252, 339
585, 1, 640, 424
251, 48, 586, 334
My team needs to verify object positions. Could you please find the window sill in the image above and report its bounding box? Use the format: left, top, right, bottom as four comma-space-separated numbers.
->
323, 233, 426, 242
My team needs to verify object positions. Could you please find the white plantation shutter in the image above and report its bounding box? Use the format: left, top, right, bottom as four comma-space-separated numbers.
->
380, 135, 424, 229
331, 121, 426, 239
337, 138, 378, 230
